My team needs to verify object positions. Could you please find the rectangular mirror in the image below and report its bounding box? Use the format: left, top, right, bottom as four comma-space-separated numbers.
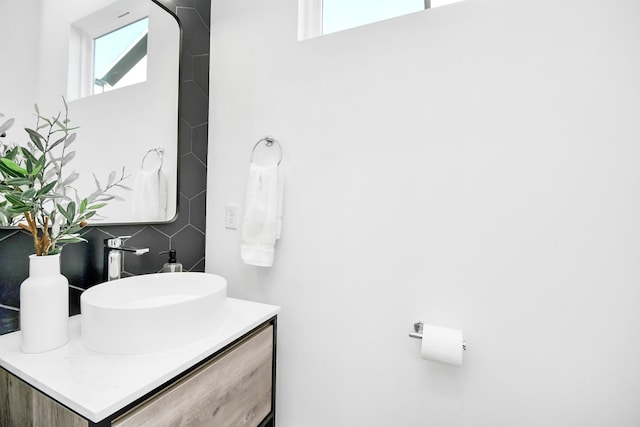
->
0, 0, 180, 225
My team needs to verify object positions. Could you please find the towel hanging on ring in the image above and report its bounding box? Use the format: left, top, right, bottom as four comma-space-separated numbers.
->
241, 137, 284, 267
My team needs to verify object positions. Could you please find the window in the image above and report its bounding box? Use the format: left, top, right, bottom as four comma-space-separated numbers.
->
323, 0, 425, 35
299, 0, 463, 39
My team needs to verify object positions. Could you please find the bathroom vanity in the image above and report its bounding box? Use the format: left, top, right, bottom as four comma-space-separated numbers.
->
0, 298, 279, 426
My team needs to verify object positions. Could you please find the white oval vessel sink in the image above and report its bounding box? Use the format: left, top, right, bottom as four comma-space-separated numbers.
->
81, 272, 227, 354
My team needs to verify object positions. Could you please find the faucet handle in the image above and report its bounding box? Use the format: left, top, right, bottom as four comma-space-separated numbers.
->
105, 236, 132, 248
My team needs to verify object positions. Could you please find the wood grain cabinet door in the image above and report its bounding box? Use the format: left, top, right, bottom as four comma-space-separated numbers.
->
113, 325, 273, 427
0, 368, 88, 427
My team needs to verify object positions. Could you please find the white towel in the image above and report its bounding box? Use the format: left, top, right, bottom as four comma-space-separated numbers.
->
241, 162, 283, 267
131, 169, 168, 221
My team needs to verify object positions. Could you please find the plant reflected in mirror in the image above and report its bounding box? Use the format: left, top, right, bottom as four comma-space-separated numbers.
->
0, 100, 130, 255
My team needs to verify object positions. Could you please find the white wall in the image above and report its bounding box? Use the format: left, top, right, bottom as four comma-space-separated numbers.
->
206, 0, 640, 425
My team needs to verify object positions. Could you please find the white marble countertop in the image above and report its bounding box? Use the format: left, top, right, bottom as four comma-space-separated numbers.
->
0, 298, 280, 423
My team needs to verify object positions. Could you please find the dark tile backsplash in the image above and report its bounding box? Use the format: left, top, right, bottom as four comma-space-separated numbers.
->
192, 123, 208, 164
0, 0, 210, 335
179, 154, 208, 198
0, 308, 19, 334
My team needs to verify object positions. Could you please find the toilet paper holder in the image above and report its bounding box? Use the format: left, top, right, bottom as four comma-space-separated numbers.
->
409, 322, 467, 351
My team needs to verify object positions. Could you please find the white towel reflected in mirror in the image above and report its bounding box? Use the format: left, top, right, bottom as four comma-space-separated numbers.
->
132, 150, 168, 221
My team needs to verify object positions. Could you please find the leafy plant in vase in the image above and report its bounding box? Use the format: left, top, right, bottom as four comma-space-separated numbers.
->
0, 100, 129, 353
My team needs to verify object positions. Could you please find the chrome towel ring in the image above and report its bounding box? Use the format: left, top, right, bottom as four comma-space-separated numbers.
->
250, 136, 283, 166
141, 147, 165, 170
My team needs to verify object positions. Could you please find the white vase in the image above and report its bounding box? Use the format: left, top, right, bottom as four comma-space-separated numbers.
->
20, 254, 69, 353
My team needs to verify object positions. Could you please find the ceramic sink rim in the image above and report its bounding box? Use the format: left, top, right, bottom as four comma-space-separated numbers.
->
81, 272, 226, 310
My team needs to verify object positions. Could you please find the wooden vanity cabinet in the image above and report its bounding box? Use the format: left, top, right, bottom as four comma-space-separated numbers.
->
0, 372, 87, 427
0, 319, 276, 427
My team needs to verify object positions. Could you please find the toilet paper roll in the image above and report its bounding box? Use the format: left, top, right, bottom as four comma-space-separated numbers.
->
421, 324, 464, 366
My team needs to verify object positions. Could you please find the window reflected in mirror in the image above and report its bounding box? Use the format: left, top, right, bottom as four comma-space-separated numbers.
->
94, 17, 148, 95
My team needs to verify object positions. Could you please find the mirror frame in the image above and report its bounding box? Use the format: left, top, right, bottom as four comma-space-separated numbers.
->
0, 0, 183, 228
